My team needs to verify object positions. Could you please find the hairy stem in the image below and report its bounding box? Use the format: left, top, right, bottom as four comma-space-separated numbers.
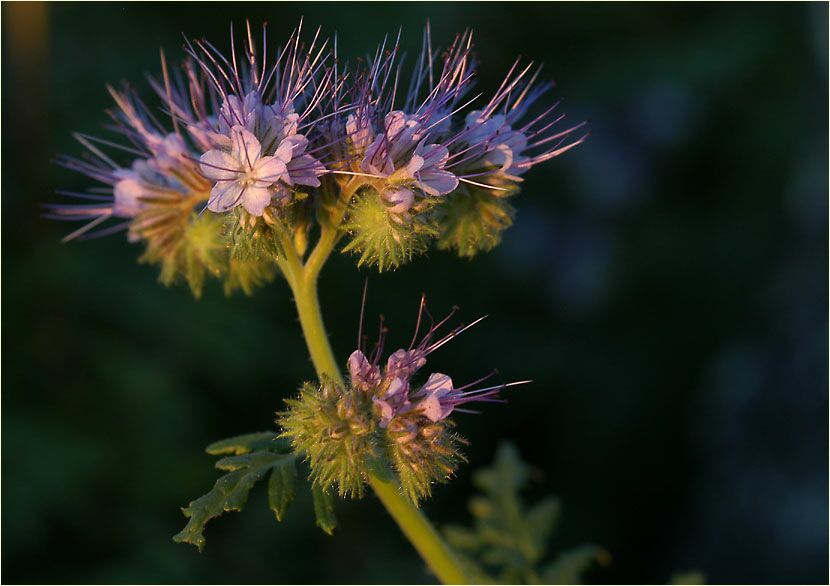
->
281, 218, 469, 585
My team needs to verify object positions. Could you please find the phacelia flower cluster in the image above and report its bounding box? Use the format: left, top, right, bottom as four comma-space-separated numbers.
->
279, 297, 529, 503
49, 21, 586, 295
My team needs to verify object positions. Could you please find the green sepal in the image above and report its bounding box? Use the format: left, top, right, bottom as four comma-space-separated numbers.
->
278, 378, 379, 498
312, 485, 337, 535
138, 211, 225, 299
221, 210, 282, 263
223, 257, 277, 297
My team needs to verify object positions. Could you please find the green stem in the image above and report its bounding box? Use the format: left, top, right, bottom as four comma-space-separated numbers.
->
283, 222, 469, 585
368, 471, 470, 585
289, 264, 341, 381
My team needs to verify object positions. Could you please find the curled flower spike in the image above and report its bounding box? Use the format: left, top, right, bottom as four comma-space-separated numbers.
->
280, 293, 530, 503
47, 21, 333, 296
50, 20, 586, 292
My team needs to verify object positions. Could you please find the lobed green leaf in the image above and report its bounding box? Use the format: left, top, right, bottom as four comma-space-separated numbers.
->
173, 450, 294, 551
205, 431, 284, 456
442, 441, 608, 584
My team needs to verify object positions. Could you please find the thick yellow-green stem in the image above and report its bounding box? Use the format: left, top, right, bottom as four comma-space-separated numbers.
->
281, 221, 469, 585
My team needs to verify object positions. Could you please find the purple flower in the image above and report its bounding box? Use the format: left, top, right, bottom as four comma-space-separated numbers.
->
200, 126, 289, 215
381, 186, 415, 215
385, 348, 427, 382
211, 92, 326, 194
373, 377, 413, 428
49, 19, 587, 274
112, 160, 172, 218
413, 371, 518, 422
358, 111, 459, 198
281, 134, 326, 188
446, 61, 588, 189
348, 349, 381, 391
348, 296, 528, 428
414, 373, 455, 422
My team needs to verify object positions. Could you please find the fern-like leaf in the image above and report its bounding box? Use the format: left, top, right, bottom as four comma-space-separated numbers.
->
443, 441, 609, 584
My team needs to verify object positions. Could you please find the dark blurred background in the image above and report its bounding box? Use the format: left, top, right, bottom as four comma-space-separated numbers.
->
2, 2, 827, 584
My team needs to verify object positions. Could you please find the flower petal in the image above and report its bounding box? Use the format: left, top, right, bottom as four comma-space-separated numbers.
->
349, 350, 381, 391
241, 186, 272, 216
207, 180, 244, 213
417, 170, 459, 196
423, 372, 454, 398
199, 149, 240, 181
253, 155, 288, 184
416, 394, 450, 422
373, 397, 396, 428
230, 125, 262, 166
113, 177, 146, 217
288, 155, 325, 187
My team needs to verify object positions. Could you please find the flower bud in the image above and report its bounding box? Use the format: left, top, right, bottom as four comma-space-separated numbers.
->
329, 425, 348, 440
388, 418, 418, 444
341, 188, 437, 272
337, 397, 357, 420
434, 186, 516, 259
279, 379, 380, 499
349, 416, 372, 436
381, 186, 415, 215
419, 423, 443, 441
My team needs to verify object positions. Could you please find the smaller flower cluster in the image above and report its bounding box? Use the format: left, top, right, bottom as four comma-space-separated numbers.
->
279, 298, 529, 503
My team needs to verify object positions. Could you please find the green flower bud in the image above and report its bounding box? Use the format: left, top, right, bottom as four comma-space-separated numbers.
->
341, 188, 437, 272
337, 396, 357, 420
278, 378, 380, 498
222, 257, 277, 297
435, 185, 517, 259
139, 211, 224, 299
386, 416, 466, 504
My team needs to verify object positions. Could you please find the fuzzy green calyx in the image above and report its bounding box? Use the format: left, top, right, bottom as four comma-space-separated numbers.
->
278, 376, 468, 504
221, 208, 284, 263
139, 211, 224, 299
386, 415, 466, 504
135, 204, 293, 299
341, 187, 437, 271
223, 257, 277, 296
435, 185, 518, 259
279, 378, 379, 498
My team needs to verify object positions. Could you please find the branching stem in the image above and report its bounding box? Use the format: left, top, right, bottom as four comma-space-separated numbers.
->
276, 185, 470, 585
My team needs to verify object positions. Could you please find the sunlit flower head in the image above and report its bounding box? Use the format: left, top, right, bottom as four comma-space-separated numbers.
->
49, 19, 587, 293
280, 292, 530, 502
348, 295, 529, 429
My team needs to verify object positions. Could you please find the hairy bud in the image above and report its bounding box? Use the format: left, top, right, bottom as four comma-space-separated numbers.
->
435, 185, 518, 259
387, 415, 467, 503
341, 188, 437, 271
279, 378, 379, 498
